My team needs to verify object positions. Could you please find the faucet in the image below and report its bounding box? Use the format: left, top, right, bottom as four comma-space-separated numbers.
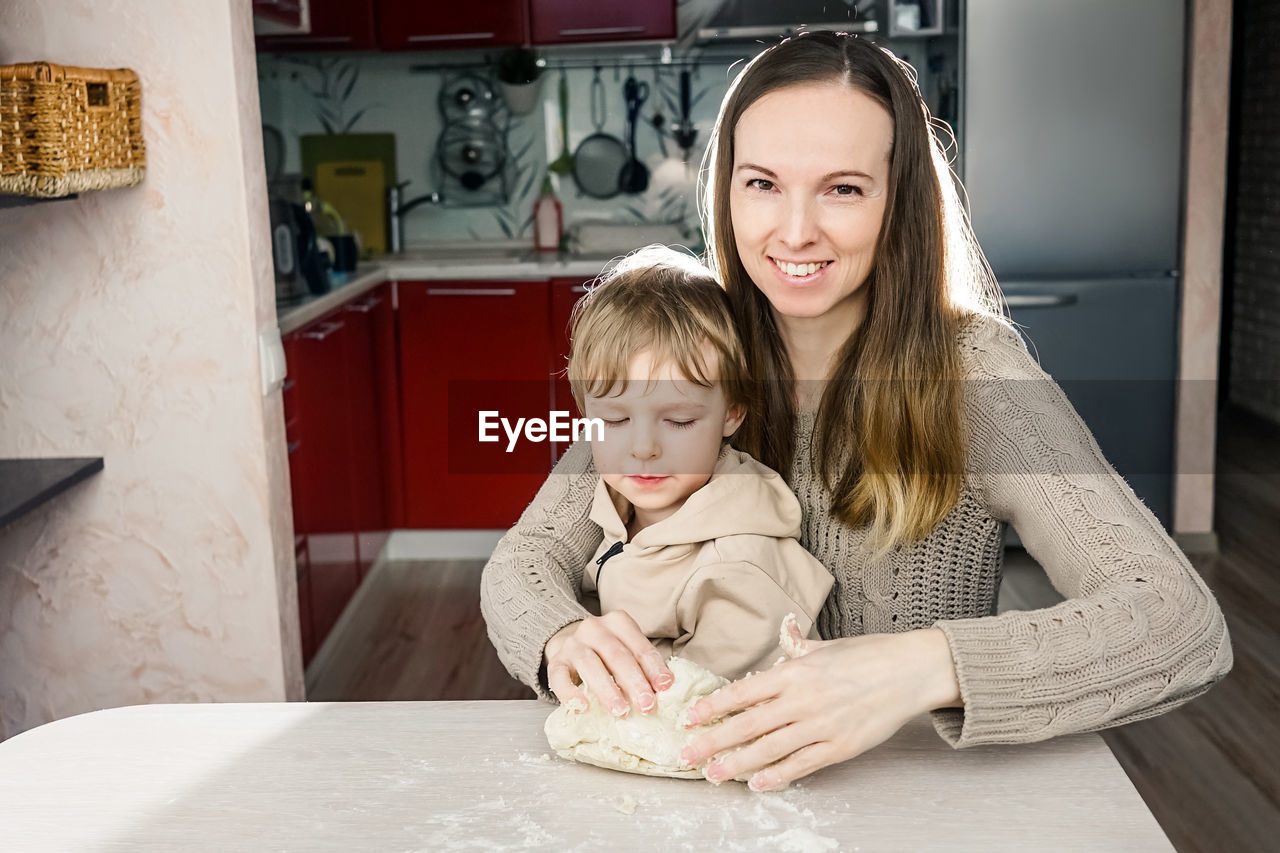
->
387, 181, 444, 253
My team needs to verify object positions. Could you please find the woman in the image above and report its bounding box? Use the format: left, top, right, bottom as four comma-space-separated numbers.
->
479, 32, 1231, 792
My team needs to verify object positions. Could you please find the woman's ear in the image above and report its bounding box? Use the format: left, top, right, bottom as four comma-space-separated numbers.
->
722, 403, 746, 437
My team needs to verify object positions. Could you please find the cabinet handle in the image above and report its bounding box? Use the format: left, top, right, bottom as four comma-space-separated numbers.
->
300, 320, 345, 340
277, 36, 353, 44
344, 296, 382, 313
408, 32, 494, 42
287, 440, 301, 455
426, 288, 517, 297
558, 26, 647, 36
1004, 293, 1079, 309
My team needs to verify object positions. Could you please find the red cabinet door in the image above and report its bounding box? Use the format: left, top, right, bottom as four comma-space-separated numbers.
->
398, 280, 553, 528
530, 0, 675, 44
285, 315, 358, 533
283, 312, 361, 662
372, 283, 406, 531
341, 289, 395, 577
550, 277, 590, 462
377, 0, 527, 50
257, 0, 378, 51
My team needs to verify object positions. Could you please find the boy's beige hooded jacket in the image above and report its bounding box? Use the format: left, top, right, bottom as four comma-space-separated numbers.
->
582, 446, 834, 681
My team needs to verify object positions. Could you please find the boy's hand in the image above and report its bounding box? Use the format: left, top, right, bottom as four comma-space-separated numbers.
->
544, 611, 674, 717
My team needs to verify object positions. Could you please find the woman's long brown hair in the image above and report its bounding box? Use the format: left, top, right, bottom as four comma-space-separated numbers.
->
701, 32, 1005, 555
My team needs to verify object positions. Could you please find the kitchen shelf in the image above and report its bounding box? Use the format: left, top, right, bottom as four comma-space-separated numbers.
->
0, 194, 79, 209
0, 457, 104, 529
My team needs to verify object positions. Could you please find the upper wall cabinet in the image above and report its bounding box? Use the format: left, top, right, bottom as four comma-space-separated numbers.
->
256, 0, 378, 51
530, 0, 675, 45
378, 0, 529, 51
256, 0, 675, 52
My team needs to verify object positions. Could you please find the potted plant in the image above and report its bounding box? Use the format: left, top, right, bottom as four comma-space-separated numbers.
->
494, 47, 544, 116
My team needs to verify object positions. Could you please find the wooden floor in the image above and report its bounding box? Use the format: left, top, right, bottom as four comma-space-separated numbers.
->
309, 404, 1280, 853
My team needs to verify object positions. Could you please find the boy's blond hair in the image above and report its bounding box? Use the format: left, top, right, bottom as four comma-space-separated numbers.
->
567, 245, 751, 412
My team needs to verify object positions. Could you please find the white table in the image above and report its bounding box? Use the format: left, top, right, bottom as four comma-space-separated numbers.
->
0, 701, 1173, 852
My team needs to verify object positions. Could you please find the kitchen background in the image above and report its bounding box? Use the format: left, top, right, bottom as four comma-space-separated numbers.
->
1, 0, 1275, 849
254, 2, 958, 249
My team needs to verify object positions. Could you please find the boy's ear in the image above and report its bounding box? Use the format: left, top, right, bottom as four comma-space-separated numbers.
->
722, 403, 746, 438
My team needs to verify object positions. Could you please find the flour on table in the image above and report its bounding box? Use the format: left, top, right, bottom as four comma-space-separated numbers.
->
544, 656, 728, 778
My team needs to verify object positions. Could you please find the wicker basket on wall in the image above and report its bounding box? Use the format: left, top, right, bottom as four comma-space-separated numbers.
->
0, 62, 145, 198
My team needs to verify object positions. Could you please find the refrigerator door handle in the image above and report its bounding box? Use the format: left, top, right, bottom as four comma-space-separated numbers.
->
1004, 293, 1079, 309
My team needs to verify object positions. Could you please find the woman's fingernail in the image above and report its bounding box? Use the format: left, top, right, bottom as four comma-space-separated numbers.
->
655, 674, 674, 691
679, 747, 695, 765
748, 773, 779, 792
611, 701, 629, 717
639, 693, 655, 713
704, 762, 725, 783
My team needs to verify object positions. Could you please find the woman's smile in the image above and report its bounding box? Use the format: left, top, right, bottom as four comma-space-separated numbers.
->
769, 256, 834, 282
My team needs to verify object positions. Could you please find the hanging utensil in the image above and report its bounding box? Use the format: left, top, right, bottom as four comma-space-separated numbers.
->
649, 66, 668, 158
548, 70, 574, 176
618, 72, 650, 194
672, 68, 698, 164
572, 67, 628, 200
438, 118, 505, 191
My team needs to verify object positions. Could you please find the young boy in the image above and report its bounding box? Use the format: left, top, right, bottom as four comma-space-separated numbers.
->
565, 245, 833, 681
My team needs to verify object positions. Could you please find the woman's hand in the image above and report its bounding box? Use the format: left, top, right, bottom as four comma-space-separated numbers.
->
544, 611, 675, 717
679, 625, 962, 791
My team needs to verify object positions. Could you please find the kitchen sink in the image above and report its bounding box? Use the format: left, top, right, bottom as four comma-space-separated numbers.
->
377, 246, 534, 263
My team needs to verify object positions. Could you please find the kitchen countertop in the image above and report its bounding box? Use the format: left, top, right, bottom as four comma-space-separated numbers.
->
0, 700, 1173, 851
277, 251, 618, 335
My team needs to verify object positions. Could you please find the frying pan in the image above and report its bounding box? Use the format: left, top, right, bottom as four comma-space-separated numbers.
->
572, 67, 628, 200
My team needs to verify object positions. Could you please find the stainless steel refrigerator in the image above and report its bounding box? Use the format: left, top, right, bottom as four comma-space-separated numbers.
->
962, 0, 1186, 528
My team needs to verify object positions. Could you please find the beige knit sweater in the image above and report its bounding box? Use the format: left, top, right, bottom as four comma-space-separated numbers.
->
480, 314, 1233, 748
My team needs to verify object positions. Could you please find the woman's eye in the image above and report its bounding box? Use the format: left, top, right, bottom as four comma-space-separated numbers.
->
602, 418, 628, 427
746, 178, 774, 192
833, 184, 864, 197
667, 420, 696, 430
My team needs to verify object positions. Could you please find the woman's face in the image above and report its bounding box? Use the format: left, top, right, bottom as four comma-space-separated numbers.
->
729, 81, 893, 325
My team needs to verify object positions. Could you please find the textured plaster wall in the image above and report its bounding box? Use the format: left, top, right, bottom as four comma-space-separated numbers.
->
0, 0, 302, 738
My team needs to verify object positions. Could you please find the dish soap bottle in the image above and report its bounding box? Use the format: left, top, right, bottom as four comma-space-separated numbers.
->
533, 174, 562, 254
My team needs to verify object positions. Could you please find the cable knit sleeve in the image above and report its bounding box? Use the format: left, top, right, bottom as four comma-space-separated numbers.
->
929, 315, 1233, 747
479, 440, 604, 700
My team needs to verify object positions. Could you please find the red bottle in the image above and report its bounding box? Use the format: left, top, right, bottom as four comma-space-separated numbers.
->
533, 174, 563, 253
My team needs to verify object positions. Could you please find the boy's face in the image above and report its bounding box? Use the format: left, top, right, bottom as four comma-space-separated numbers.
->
584, 349, 745, 528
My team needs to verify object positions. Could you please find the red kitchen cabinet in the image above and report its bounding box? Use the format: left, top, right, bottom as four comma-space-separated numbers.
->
550, 276, 590, 462
283, 314, 358, 534
257, 0, 378, 51
398, 280, 553, 528
282, 285, 401, 666
342, 285, 404, 577
377, 0, 528, 51
283, 311, 361, 665
530, 0, 675, 44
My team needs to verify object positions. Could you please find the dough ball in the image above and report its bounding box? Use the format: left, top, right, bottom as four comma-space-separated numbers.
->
543, 656, 728, 779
